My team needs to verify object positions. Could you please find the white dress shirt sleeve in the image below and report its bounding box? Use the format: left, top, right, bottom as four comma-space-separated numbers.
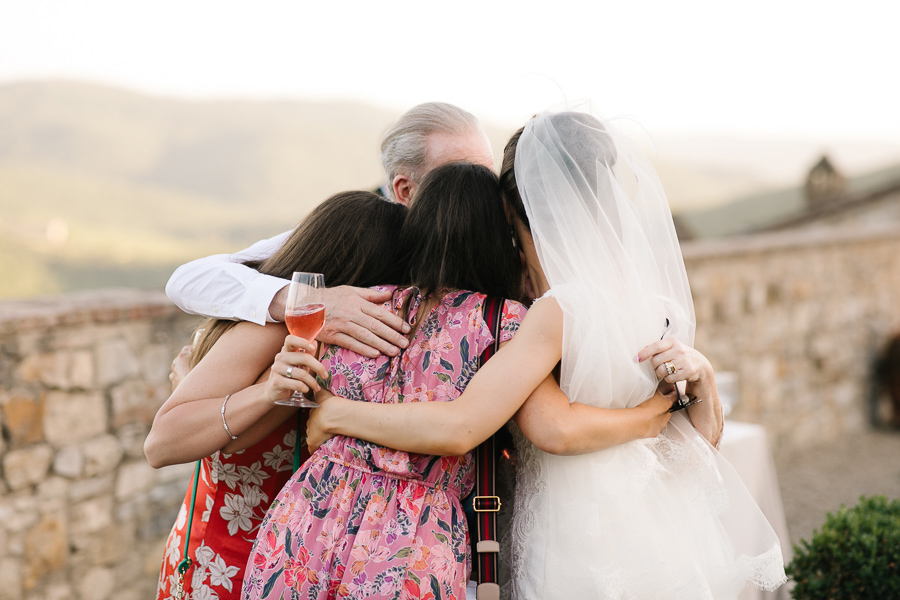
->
165, 230, 292, 325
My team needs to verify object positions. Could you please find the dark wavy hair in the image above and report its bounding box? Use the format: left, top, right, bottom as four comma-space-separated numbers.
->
191, 191, 407, 366
399, 161, 522, 300
499, 125, 528, 232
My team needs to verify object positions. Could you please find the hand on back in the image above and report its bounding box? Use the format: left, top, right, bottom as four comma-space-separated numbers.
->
281, 286, 412, 359
635, 390, 677, 438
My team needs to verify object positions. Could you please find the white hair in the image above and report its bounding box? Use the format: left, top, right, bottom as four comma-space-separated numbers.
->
380, 102, 481, 200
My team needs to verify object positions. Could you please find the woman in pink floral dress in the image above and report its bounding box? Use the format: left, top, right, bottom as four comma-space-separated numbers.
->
146, 192, 408, 600
241, 162, 526, 600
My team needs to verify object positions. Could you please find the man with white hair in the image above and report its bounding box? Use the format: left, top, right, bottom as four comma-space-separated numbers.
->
165, 102, 494, 357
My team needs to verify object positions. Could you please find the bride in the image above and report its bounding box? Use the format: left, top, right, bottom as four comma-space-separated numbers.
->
308, 109, 787, 598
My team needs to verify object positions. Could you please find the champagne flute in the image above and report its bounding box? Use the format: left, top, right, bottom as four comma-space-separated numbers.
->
275, 272, 326, 408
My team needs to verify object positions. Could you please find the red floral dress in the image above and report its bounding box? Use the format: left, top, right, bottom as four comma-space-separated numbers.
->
156, 415, 310, 600
241, 287, 524, 600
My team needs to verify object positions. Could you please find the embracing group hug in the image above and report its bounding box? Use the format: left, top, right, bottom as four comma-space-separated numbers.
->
144, 103, 788, 600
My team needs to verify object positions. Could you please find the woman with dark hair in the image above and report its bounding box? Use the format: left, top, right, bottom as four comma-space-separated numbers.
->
306, 112, 787, 598
145, 191, 407, 600
239, 162, 532, 600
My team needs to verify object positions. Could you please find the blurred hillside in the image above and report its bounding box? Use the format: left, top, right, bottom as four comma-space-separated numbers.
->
3, 81, 897, 299
0, 81, 402, 298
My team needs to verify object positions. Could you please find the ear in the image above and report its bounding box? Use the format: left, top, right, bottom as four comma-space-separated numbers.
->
392, 175, 416, 207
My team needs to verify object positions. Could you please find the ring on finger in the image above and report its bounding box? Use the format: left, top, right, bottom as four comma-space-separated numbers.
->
664, 361, 677, 376
286, 366, 294, 379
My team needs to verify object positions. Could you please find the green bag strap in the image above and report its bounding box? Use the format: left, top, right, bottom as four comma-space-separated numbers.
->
293, 409, 303, 472
174, 460, 201, 600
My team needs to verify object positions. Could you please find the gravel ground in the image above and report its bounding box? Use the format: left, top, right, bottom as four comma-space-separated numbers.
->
773, 427, 900, 550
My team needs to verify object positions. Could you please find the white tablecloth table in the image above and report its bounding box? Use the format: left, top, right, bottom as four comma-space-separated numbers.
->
719, 420, 793, 600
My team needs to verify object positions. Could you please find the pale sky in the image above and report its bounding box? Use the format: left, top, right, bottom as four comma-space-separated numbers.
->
1, 0, 899, 140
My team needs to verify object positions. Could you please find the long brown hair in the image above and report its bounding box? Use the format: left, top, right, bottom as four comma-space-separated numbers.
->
190, 191, 407, 367
499, 125, 529, 232
398, 161, 522, 301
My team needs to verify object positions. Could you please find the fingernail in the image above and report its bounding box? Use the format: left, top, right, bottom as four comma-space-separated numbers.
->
399, 338, 409, 348
402, 323, 411, 333
634, 354, 642, 363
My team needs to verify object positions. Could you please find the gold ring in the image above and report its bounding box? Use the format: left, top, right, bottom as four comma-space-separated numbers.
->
286, 366, 294, 379
665, 361, 677, 376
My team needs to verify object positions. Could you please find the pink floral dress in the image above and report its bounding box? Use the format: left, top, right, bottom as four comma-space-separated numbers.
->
242, 287, 524, 600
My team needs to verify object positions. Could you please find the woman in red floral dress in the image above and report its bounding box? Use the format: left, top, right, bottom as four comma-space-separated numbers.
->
146, 191, 407, 600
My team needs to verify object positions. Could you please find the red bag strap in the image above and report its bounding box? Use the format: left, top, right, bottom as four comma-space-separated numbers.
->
473, 296, 504, 596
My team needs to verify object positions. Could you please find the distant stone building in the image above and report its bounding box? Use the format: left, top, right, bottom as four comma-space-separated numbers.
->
677, 157, 900, 240
765, 157, 900, 233
804, 155, 847, 210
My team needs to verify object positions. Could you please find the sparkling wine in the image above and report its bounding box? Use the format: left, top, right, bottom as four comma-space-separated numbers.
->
286, 303, 326, 341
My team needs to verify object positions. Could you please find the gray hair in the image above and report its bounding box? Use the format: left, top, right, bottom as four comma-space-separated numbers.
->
380, 102, 481, 200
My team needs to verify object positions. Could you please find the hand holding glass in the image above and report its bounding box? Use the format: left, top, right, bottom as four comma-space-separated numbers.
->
275, 272, 326, 408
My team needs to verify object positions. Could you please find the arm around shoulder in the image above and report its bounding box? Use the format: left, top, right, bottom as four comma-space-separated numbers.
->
165, 231, 291, 324
514, 380, 676, 456
309, 297, 565, 456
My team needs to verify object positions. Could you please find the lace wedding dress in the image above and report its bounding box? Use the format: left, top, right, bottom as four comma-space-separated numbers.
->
506, 111, 787, 599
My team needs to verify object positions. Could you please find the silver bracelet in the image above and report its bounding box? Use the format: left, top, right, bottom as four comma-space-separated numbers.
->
221, 394, 238, 440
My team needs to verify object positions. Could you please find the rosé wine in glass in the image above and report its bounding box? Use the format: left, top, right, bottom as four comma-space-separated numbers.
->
286, 303, 325, 341
275, 272, 325, 408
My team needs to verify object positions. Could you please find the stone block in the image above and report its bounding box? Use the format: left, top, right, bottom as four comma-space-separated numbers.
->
53, 445, 84, 478
23, 514, 67, 590
76, 567, 114, 600
144, 536, 169, 576
36, 476, 69, 501
13, 330, 43, 357
116, 423, 150, 460
115, 552, 158, 600
43, 391, 107, 445
19, 351, 88, 390
69, 496, 113, 537
142, 342, 176, 386
42, 583, 75, 600
115, 460, 155, 501
0, 499, 14, 531
110, 381, 157, 429
156, 461, 195, 485
82, 434, 124, 477
1, 393, 45, 448
2, 444, 53, 491
68, 351, 95, 389
0, 558, 23, 600
75, 520, 136, 567
68, 474, 114, 502
47, 324, 95, 350
4, 531, 24, 557
17, 353, 45, 384
3, 495, 39, 534
96, 338, 140, 387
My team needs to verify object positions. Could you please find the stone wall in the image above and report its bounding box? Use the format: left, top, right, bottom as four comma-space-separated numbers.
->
0, 290, 200, 600
683, 224, 900, 454
0, 223, 898, 597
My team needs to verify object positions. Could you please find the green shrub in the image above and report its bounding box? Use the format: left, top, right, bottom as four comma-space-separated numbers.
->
786, 495, 900, 599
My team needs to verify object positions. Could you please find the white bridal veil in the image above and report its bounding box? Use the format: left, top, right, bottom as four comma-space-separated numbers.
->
509, 111, 787, 599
